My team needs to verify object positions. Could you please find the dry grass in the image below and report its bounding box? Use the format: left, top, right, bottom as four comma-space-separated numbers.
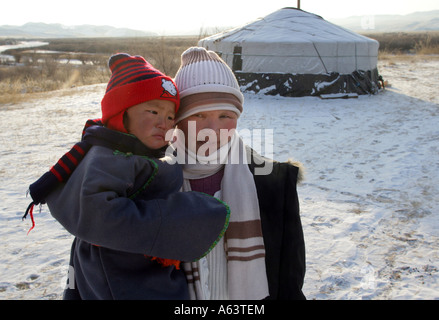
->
0, 63, 110, 104
1, 36, 199, 105
378, 53, 439, 63
363, 31, 439, 55
36, 36, 199, 76
1, 32, 439, 105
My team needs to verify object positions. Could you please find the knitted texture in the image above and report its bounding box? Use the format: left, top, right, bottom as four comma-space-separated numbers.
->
174, 47, 244, 114
101, 53, 179, 133
189, 167, 224, 196
24, 120, 183, 270
23, 119, 101, 234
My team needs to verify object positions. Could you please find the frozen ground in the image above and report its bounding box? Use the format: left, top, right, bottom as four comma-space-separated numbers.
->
0, 55, 438, 300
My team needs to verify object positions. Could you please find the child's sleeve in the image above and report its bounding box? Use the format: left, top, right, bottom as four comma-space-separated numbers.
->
46, 148, 229, 262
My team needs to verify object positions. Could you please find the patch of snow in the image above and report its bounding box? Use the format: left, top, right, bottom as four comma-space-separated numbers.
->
1, 57, 438, 300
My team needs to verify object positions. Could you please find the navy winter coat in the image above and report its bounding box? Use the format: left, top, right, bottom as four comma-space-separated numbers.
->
46, 127, 229, 300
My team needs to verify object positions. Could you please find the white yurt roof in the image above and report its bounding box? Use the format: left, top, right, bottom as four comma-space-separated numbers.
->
198, 8, 379, 75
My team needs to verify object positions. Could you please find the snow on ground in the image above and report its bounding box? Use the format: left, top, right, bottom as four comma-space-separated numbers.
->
0, 56, 438, 300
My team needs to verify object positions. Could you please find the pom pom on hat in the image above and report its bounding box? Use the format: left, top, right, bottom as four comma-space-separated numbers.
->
101, 53, 179, 133
174, 47, 243, 122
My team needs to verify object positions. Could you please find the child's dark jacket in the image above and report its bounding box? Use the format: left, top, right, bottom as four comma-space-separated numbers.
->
46, 126, 229, 299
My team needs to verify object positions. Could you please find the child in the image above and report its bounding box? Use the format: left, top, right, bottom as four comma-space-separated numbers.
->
24, 53, 230, 300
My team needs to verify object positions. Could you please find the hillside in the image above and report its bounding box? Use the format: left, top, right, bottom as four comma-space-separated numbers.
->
0, 22, 157, 38
329, 10, 439, 32
1, 10, 438, 38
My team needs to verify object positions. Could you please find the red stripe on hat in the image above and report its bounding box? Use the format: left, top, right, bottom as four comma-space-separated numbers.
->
102, 53, 180, 133
109, 55, 141, 73
107, 64, 145, 90
110, 56, 148, 81
110, 69, 157, 90
108, 67, 159, 91
101, 77, 179, 132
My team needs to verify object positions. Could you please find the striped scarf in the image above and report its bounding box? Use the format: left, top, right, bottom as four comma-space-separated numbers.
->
178, 132, 269, 300
24, 119, 180, 269
23, 119, 166, 233
23, 119, 100, 234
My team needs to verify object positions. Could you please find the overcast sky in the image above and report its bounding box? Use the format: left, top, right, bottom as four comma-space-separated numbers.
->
1, 0, 438, 34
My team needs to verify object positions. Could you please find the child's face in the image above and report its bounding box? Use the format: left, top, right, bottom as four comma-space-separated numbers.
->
125, 99, 176, 149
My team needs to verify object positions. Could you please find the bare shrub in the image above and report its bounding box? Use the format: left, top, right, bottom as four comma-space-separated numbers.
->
415, 34, 439, 54
1, 36, 200, 104
364, 31, 439, 54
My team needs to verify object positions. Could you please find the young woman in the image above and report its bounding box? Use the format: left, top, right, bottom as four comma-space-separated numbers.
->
172, 47, 306, 300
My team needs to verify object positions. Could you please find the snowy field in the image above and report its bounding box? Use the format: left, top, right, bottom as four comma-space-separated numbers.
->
1, 55, 438, 300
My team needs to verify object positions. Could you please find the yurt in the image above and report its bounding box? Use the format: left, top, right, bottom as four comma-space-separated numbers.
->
198, 8, 381, 97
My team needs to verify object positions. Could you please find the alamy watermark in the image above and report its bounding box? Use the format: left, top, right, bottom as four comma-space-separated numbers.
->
361, 15, 375, 30
164, 121, 275, 175
360, 264, 376, 290
60, 265, 75, 290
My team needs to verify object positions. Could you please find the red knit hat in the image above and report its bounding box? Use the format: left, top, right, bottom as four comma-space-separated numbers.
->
101, 53, 180, 133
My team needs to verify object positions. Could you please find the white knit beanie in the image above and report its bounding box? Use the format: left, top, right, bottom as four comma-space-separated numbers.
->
174, 47, 244, 122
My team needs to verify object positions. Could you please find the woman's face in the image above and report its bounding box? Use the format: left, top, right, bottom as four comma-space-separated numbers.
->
177, 109, 238, 156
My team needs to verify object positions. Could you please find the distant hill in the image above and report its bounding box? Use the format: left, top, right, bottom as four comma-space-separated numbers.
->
1, 10, 438, 38
328, 10, 439, 32
0, 22, 157, 38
